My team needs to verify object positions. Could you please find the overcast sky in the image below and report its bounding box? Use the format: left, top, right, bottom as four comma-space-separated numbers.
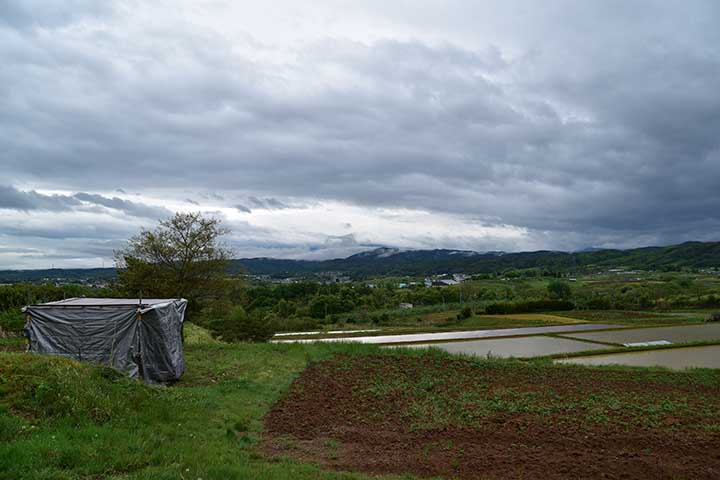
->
1, 0, 719, 269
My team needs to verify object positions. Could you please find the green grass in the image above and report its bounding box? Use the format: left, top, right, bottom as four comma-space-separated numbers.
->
553, 309, 713, 325
0, 336, 23, 352
3, 321, 719, 480
0, 341, 417, 480
183, 322, 222, 345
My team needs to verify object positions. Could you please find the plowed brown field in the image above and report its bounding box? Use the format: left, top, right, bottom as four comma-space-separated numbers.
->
263, 354, 720, 479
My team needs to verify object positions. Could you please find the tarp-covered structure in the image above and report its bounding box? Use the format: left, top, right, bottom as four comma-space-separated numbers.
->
23, 298, 187, 384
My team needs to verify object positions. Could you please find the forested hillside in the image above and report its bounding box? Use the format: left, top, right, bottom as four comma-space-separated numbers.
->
231, 241, 720, 277
1, 241, 719, 283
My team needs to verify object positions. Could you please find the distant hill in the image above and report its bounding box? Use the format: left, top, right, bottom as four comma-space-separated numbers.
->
1, 241, 719, 283
229, 241, 720, 277
0, 267, 117, 284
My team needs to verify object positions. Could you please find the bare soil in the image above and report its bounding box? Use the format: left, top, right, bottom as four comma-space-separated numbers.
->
262, 354, 720, 479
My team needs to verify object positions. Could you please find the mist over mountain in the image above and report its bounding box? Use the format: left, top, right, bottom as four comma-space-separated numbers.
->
229, 241, 720, 277
2, 241, 718, 283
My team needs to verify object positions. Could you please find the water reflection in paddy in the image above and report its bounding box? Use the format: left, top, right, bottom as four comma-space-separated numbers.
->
556, 345, 720, 370
565, 324, 720, 345
401, 336, 607, 358
275, 323, 620, 344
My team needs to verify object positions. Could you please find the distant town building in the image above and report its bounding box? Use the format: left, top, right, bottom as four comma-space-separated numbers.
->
424, 276, 461, 287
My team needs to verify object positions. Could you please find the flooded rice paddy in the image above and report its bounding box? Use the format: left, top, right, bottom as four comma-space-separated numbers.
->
403, 335, 608, 358
274, 323, 621, 344
273, 329, 380, 337
563, 323, 720, 345
276, 321, 720, 369
556, 345, 720, 370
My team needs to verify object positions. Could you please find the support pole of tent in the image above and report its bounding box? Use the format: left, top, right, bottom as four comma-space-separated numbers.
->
25, 314, 31, 350
137, 294, 144, 381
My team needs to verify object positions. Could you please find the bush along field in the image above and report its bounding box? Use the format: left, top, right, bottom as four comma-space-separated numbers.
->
3, 270, 720, 339
192, 271, 720, 335
2, 326, 720, 480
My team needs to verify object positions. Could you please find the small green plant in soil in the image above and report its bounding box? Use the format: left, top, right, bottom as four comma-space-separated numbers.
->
263, 352, 720, 480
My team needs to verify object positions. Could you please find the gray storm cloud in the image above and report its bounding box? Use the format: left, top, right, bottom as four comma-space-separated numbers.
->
0, 185, 170, 219
1, 0, 719, 267
0, 185, 82, 211
73, 192, 172, 219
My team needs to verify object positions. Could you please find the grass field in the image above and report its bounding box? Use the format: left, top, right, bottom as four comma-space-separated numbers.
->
553, 309, 717, 325
0, 338, 396, 480
0, 337, 23, 352
2, 324, 720, 479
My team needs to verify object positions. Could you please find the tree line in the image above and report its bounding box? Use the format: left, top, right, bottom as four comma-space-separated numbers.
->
2, 212, 719, 340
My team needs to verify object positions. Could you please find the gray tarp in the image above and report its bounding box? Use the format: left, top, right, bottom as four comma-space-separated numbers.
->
23, 298, 187, 384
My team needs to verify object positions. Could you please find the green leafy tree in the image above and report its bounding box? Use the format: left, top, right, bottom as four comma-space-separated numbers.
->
115, 212, 231, 313
547, 280, 572, 300
211, 306, 275, 342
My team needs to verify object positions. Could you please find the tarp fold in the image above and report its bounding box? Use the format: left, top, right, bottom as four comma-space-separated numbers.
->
23, 298, 187, 384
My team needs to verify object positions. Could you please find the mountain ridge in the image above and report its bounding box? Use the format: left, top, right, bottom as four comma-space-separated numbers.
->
1, 241, 718, 282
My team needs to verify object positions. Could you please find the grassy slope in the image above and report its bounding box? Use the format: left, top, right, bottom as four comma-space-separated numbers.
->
2, 325, 719, 480
0, 340, 415, 480
0, 337, 23, 352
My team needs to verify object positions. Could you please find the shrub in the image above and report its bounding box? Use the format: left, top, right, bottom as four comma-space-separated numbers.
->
586, 297, 612, 310
273, 316, 319, 333
0, 309, 24, 335
700, 294, 720, 308
484, 299, 575, 315
370, 312, 390, 325
457, 306, 473, 320
638, 295, 654, 309
547, 280, 572, 300
212, 306, 276, 343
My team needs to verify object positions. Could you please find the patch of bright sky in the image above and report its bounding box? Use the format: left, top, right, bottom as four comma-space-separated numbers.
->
30, 188, 531, 260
